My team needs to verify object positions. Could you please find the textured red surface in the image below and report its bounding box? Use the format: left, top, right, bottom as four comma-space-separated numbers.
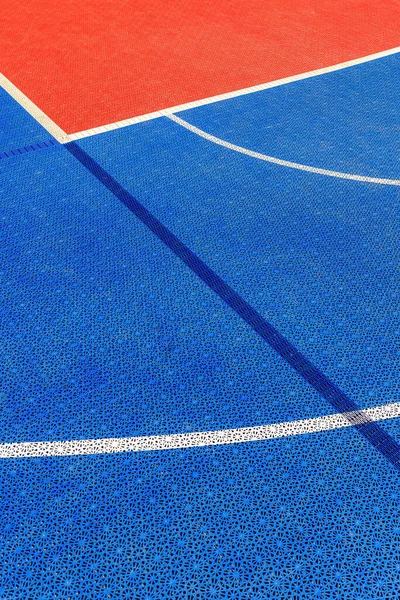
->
1, 0, 400, 133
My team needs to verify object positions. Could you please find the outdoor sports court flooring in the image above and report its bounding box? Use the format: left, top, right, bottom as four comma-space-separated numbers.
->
2, 1, 400, 598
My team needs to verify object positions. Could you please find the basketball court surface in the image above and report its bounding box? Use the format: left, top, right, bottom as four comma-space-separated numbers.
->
1, 1, 400, 597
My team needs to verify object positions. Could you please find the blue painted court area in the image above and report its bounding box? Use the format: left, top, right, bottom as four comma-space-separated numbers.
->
2, 54, 400, 599
0, 87, 52, 151
178, 53, 400, 179
79, 69, 400, 418
2, 426, 400, 599
0, 145, 331, 444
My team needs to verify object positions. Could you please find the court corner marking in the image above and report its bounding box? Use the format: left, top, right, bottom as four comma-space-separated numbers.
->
2, 46, 400, 143
68, 45, 400, 141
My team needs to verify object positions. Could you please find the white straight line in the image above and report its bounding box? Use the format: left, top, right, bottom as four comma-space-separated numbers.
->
0, 73, 70, 143
168, 114, 400, 185
1, 402, 399, 458
67, 46, 400, 141
67, 110, 167, 141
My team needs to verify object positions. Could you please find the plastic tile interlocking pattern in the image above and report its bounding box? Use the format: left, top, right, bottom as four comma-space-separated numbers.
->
2, 15, 400, 597
2, 424, 400, 599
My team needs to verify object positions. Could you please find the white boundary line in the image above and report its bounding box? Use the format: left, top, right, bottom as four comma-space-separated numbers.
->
1, 46, 399, 143
168, 114, 400, 185
1, 402, 399, 458
0, 73, 69, 143
67, 46, 400, 141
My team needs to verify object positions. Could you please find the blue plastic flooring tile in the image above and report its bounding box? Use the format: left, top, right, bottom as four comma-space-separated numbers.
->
1, 422, 400, 599
0, 87, 54, 151
179, 53, 400, 180
0, 146, 334, 444
78, 117, 400, 416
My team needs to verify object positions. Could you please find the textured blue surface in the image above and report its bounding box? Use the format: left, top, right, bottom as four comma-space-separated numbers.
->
79, 113, 400, 417
3, 58, 400, 600
179, 53, 400, 180
0, 87, 54, 151
66, 139, 400, 469
0, 146, 334, 443
2, 424, 400, 599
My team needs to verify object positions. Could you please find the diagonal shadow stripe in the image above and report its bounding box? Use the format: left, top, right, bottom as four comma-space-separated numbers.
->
65, 140, 400, 472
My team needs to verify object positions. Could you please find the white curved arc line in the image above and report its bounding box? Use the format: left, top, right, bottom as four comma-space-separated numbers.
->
1, 402, 399, 458
167, 114, 400, 186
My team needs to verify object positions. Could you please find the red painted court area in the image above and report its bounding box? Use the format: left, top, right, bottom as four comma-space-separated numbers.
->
1, 0, 400, 133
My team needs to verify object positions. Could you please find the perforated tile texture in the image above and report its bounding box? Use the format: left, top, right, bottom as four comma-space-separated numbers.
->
0, 145, 337, 444
2, 425, 400, 599
79, 90, 400, 420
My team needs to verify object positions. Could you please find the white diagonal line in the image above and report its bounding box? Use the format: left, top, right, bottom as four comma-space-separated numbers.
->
66, 46, 400, 141
0, 73, 69, 143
